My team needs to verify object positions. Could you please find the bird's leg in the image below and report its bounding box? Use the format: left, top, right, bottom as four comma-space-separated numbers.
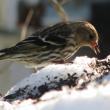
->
52, 59, 73, 64
52, 59, 65, 64
32, 68, 37, 73
64, 60, 73, 64
32, 66, 44, 73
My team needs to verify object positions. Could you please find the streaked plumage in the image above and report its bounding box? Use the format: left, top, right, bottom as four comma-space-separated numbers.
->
0, 21, 99, 68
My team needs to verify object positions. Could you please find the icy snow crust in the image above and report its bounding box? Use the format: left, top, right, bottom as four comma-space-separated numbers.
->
4, 56, 96, 101
1, 83, 110, 110
0, 56, 110, 110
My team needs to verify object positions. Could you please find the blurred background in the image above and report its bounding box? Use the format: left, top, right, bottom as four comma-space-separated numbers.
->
0, 0, 110, 94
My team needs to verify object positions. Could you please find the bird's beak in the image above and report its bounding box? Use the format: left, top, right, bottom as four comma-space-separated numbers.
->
90, 41, 100, 55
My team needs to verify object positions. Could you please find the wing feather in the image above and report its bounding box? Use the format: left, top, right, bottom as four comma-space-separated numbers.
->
14, 22, 72, 52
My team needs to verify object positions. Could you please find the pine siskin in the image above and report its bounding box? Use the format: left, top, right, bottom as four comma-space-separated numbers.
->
0, 21, 99, 68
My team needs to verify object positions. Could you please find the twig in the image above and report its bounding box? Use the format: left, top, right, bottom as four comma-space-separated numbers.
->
20, 9, 34, 41
49, 0, 69, 22
58, 0, 72, 5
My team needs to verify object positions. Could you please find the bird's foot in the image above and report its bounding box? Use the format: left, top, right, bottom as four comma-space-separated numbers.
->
52, 60, 65, 64
32, 67, 44, 73
52, 60, 73, 64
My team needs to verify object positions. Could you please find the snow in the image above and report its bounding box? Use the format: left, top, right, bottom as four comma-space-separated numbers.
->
1, 83, 110, 110
6, 56, 95, 96
0, 56, 110, 110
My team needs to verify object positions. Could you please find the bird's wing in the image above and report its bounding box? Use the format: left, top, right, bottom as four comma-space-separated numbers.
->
15, 22, 72, 50
40, 22, 72, 45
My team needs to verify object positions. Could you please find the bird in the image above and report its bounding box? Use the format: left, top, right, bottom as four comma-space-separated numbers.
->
0, 21, 100, 69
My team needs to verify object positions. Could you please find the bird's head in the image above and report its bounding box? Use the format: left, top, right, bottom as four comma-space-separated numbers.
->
74, 21, 100, 54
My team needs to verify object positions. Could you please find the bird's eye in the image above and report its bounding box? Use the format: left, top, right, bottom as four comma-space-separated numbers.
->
89, 35, 94, 40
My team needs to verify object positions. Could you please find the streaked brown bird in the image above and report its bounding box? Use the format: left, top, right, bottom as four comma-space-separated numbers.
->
0, 21, 99, 69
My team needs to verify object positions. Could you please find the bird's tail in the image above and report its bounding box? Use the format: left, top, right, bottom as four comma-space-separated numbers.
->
0, 48, 14, 60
